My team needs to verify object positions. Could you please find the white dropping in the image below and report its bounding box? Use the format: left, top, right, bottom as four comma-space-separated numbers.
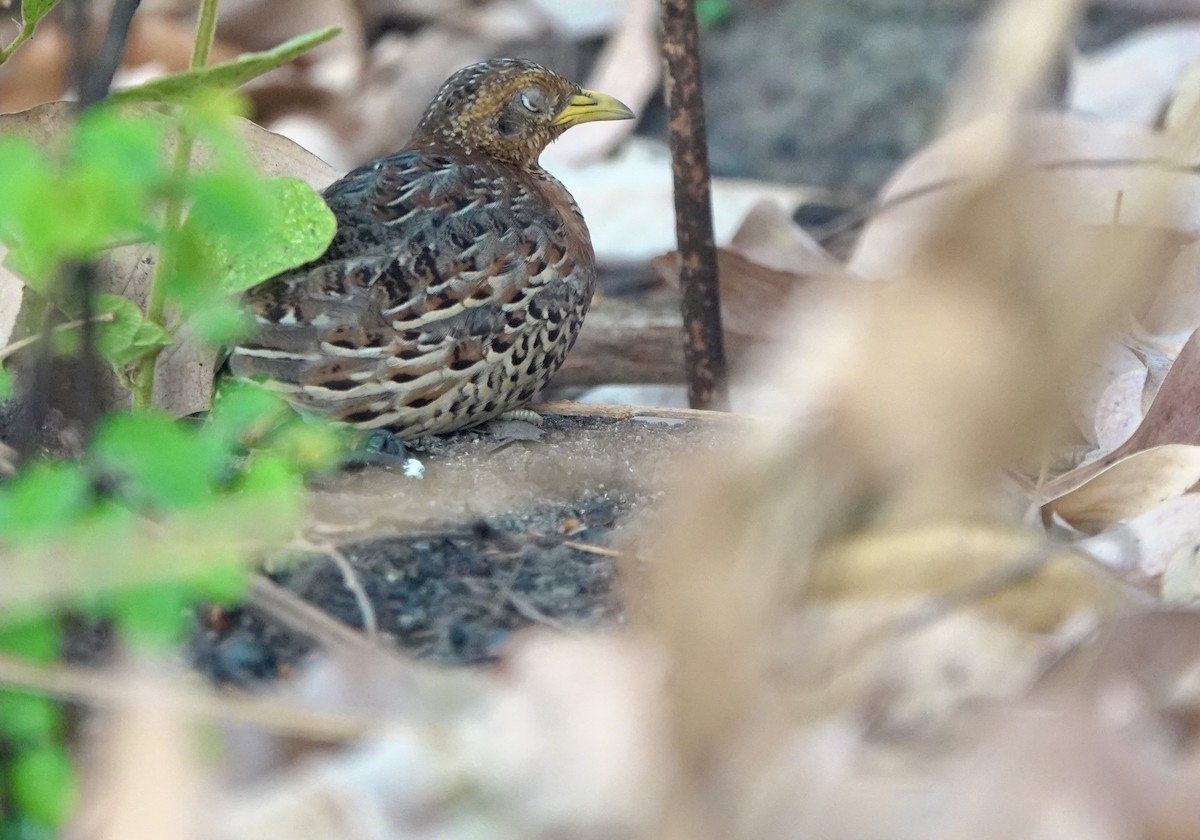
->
402, 457, 426, 480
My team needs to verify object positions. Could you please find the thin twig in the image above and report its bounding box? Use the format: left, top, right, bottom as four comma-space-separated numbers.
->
559, 539, 625, 559
659, 0, 729, 411
812, 154, 1200, 246
816, 545, 1059, 687
248, 575, 377, 652
0, 652, 368, 742
505, 593, 581, 635
285, 539, 379, 639
534, 399, 756, 423
133, 0, 221, 408
0, 312, 116, 363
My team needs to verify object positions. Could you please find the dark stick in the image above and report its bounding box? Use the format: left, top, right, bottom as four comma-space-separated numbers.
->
659, 0, 729, 411
75, 0, 143, 108
14, 0, 142, 459
70, 0, 141, 434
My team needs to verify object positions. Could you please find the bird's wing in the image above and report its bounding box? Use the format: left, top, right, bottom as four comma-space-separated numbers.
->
227, 150, 580, 426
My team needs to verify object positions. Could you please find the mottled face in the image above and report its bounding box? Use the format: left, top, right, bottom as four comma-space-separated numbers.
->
411, 59, 634, 168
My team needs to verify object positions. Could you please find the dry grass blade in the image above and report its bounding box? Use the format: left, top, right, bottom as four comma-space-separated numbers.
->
78, 665, 201, 840
534, 399, 756, 423
0, 653, 368, 741
636, 0, 1175, 836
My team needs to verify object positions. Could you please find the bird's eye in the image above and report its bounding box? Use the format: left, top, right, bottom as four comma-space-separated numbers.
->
519, 89, 546, 113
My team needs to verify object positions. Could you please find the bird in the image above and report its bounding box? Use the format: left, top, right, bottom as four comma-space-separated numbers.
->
228, 58, 633, 441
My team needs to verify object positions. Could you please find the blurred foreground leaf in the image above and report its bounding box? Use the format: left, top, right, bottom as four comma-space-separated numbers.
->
9, 745, 75, 829
182, 176, 335, 297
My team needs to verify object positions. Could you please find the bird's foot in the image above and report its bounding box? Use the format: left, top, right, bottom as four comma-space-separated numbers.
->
343, 429, 425, 478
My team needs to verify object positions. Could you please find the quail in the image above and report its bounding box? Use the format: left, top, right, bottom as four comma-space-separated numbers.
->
229, 59, 633, 439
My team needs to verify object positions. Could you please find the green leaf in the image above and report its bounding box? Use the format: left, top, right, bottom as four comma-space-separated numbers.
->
112, 584, 192, 650
189, 171, 272, 239
107, 319, 172, 367
75, 295, 172, 367
9, 745, 75, 828
93, 294, 144, 359
178, 90, 256, 165
107, 27, 341, 105
0, 368, 11, 400
0, 462, 91, 540
0, 139, 60, 291
0, 691, 62, 744
73, 110, 167, 190
67, 112, 168, 244
182, 176, 334, 296
0, 615, 60, 663
268, 422, 346, 474
208, 379, 287, 441
191, 563, 249, 605
236, 453, 303, 511
21, 0, 61, 29
0, 691, 61, 739
187, 300, 253, 345
91, 413, 225, 509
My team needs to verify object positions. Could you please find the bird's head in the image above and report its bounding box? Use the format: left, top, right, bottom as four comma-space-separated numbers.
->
411, 58, 634, 168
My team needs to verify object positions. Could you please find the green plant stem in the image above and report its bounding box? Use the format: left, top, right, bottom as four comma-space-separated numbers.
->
0, 313, 117, 363
132, 0, 222, 409
0, 22, 37, 66
190, 0, 220, 68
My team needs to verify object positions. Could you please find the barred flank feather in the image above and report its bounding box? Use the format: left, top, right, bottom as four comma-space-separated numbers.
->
228, 59, 614, 439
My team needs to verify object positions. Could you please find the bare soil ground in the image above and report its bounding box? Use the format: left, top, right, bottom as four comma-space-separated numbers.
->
189, 414, 738, 680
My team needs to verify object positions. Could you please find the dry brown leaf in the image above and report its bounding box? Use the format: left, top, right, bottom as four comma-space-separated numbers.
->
1162, 538, 1200, 604
1034, 609, 1200, 710
0, 245, 22, 350
812, 522, 1138, 632
0, 20, 70, 113
0, 101, 337, 416
1073, 22, 1200, 127
214, 634, 666, 840
339, 28, 489, 167
1068, 341, 1147, 449
781, 602, 1047, 736
1042, 444, 1200, 530
930, 702, 1200, 839
552, 139, 826, 261
1075, 492, 1200, 574
0, 13, 245, 113
651, 248, 808, 341
1142, 239, 1200, 337
651, 200, 853, 344
848, 114, 1185, 282
1118, 327, 1200, 451
217, 0, 361, 69
542, 0, 657, 166
0, 101, 337, 190
727, 200, 844, 277
1039, 326, 1200, 503
74, 663, 206, 840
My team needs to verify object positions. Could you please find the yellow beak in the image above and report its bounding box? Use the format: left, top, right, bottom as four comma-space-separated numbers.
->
552, 89, 635, 127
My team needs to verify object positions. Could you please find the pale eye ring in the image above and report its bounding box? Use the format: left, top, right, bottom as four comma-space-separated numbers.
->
519, 89, 546, 113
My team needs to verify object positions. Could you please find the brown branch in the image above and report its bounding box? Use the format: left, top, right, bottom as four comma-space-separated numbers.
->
0, 652, 367, 742
534, 399, 757, 423
659, 0, 729, 410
